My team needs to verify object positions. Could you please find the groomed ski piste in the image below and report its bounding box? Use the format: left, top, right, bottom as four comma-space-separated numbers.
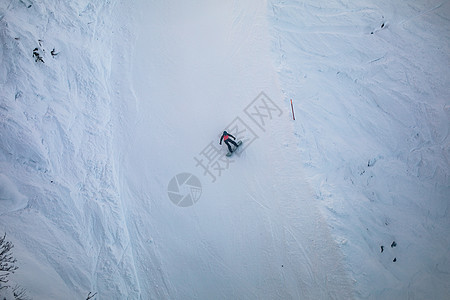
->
0, 0, 449, 299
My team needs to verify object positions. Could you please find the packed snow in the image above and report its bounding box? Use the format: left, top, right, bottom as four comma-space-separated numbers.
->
0, 0, 449, 299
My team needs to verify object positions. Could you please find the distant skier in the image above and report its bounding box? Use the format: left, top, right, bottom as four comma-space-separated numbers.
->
220, 131, 239, 153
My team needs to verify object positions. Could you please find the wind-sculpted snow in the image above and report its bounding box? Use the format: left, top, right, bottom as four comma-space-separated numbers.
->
0, 174, 28, 214
270, 0, 450, 298
0, 0, 139, 298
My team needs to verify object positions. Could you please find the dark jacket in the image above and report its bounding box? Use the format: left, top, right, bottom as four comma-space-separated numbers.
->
220, 132, 236, 145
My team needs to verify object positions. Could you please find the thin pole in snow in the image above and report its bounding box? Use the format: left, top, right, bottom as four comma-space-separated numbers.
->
290, 99, 295, 120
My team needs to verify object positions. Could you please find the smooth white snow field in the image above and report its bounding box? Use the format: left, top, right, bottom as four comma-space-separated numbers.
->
0, 0, 449, 299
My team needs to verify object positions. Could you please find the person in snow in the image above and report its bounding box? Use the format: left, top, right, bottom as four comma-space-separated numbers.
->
220, 131, 239, 153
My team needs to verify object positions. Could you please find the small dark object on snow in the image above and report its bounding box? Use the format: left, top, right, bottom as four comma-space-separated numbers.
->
33, 48, 44, 63
86, 291, 97, 300
391, 241, 397, 248
381, 23, 385, 28
51, 48, 59, 57
393, 257, 397, 262
381, 246, 384, 253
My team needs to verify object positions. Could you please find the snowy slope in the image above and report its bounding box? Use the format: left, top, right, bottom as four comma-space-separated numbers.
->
269, 0, 450, 298
124, 0, 351, 298
0, 0, 139, 298
0, 0, 449, 299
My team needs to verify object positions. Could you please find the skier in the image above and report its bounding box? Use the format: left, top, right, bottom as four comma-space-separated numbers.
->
219, 131, 239, 153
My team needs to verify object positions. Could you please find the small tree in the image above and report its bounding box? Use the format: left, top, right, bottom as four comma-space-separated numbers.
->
0, 234, 29, 300
0, 234, 18, 289
12, 285, 30, 300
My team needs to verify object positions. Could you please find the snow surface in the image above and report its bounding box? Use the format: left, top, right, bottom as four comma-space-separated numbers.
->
0, 0, 449, 299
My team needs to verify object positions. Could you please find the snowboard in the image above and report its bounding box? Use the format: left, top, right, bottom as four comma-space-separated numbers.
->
226, 140, 242, 157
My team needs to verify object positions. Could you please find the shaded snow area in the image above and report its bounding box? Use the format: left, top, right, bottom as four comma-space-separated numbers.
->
0, 0, 449, 299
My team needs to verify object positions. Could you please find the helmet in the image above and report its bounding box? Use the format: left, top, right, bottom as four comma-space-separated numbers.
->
223, 131, 228, 135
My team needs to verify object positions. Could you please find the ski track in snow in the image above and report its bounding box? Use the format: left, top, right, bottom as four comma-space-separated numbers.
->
125, 0, 352, 298
0, 0, 449, 299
